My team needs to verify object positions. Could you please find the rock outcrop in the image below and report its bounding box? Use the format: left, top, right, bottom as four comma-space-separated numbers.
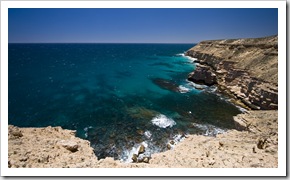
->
186, 35, 278, 110
8, 125, 99, 168
8, 110, 278, 168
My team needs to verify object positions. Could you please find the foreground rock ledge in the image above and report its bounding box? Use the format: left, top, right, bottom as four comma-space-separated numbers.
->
8, 110, 277, 168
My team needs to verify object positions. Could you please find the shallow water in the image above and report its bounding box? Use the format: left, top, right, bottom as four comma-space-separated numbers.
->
9, 43, 241, 161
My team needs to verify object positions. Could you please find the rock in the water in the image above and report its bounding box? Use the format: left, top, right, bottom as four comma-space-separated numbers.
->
142, 157, 150, 163
132, 154, 138, 163
138, 145, 145, 155
151, 78, 179, 92
59, 140, 79, 152
136, 129, 144, 136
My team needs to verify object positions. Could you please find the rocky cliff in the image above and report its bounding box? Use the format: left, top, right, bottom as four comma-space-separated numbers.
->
186, 35, 278, 110
8, 110, 278, 168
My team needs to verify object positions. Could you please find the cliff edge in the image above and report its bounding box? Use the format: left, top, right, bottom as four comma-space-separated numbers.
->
186, 35, 278, 110
8, 110, 278, 168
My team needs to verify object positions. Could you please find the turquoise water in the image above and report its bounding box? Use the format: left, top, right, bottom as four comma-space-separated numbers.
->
9, 43, 241, 161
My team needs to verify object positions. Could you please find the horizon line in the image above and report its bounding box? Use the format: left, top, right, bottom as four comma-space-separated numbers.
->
8, 42, 197, 44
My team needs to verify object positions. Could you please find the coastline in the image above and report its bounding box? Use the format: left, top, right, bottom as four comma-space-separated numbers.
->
8, 36, 278, 168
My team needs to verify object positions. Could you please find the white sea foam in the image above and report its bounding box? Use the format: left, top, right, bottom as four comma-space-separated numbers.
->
178, 85, 190, 93
83, 126, 93, 138
191, 123, 226, 136
144, 130, 152, 139
176, 53, 185, 56
151, 114, 176, 128
185, 56, 198, 62
84, 126, 93, 132
237, 106, 248, 113
121, 146, 139, 163
186, 80, 208, 90
120, 141, 150, 163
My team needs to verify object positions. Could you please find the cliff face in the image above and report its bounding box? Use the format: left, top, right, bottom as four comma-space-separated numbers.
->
185, 36, 278, 110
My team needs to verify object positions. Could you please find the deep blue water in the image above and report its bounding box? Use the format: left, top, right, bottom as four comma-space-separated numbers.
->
9, 43, 241, 161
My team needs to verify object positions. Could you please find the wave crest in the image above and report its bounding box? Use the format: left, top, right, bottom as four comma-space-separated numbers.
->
151, 114, 176, 128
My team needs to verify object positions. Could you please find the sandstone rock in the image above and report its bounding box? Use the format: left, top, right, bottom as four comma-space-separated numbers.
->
142, 157, 150, 163
132, 154, 138, 163
187, 65, 217, 86
208, 159, 215, 165
257, 138, 267, 149
252, 146, 257, 153
233, 116, 248, 131
59, 140, 79, 152
185, 35, 278, 110
138, 145, 145, 155
9, 126, 23, 138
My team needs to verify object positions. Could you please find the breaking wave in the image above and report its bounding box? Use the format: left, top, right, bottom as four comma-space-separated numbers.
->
151, 114, 176, 128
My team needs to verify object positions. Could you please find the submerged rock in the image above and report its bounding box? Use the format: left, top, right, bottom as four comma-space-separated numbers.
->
126, 106, 158, 120
151, 78, 179, 92
136, 129, 144, 136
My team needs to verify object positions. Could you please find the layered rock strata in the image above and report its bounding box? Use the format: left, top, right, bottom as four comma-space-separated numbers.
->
185, 36, 278, 110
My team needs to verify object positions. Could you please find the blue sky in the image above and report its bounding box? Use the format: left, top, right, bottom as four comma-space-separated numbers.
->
8, 8, 278, 43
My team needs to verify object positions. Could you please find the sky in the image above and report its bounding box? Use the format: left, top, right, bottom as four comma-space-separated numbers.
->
8, 8, 278, 43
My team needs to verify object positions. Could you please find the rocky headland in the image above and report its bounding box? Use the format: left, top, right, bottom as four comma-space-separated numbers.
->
8, 36, 278, 168
186, 35, 278, 110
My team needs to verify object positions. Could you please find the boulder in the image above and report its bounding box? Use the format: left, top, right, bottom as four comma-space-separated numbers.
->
59, 140, 79, 152
131, 154, 138, 163
142, 157, 150, 163
138, 145, 145, 155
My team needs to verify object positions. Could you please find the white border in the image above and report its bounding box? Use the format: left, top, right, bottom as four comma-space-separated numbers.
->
1, 1, 286, 176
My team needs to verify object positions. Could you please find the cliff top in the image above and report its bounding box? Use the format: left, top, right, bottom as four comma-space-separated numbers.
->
187, 35, 278, 84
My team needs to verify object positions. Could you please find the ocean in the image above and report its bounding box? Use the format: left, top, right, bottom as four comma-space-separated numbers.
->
8, 43, 241, 162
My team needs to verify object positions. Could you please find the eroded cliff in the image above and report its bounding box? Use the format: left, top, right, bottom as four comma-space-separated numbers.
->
186, 35, 278, 110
